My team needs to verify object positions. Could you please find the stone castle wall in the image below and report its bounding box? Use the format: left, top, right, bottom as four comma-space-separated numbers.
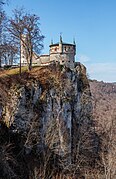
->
49, 43, 75, 69
21, 36, 76, 69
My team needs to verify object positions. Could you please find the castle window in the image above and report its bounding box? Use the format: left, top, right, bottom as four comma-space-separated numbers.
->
62, 60, 64, 63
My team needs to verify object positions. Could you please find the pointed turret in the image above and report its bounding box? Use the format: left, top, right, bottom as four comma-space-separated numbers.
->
59, 34, 63, 53
51, 39, 53, 45
60, 34, 63, 44
73, 38, 76, 56
73, 38, 76, 45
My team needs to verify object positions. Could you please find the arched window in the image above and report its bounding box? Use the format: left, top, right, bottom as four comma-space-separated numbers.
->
55, 47, 57, 51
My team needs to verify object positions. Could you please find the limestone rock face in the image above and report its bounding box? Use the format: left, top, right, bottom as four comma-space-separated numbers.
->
1, 63, 94, 163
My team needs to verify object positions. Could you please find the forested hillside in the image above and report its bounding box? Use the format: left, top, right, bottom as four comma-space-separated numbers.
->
90, 80, 116, 178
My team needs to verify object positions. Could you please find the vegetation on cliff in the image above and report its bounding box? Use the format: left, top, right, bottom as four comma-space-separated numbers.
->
0, 64, 94, 178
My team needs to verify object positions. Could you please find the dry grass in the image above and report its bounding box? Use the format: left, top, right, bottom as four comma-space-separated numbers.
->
0, 65, 60, 106
0, 66, 43, 88
0, 66, 28, 77
0, 64, 69, 90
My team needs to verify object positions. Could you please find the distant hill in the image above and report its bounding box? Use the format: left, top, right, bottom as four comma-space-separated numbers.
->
89, 79, 116, 178
90, 80, 116, 128
90, 80, 116, 129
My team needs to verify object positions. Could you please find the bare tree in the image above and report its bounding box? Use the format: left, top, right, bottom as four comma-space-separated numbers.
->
0, 0, 11, 67
21, 14, 44, 70
98, 110, 116, 179
7, 8, 44, 73
0, 42, 18, 66
0, 10, 6, 67
0, 144, 17, 178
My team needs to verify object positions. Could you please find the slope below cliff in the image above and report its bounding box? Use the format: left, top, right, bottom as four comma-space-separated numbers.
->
90, 80, 116, 127
90, 80, 116, 179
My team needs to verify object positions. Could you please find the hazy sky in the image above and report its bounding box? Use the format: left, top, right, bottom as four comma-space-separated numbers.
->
4, 0, 116, 82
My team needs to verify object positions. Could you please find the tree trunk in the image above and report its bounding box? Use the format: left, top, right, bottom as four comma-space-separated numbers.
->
29, 57, 32, 71
19, 34, 22, 75
28, 46, 33, 71
0, 59, 1, 68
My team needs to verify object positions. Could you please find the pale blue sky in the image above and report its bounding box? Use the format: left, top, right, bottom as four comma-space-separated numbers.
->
4, 0, 116, 82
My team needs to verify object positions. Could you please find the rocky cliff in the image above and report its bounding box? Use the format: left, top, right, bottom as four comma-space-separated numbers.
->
0, 63, 97, 178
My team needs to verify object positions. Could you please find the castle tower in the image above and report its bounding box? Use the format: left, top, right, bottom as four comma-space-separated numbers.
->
49, 36, 76, 69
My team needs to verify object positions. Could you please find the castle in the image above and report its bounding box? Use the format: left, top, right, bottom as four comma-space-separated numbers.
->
21, 36, 76, 69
